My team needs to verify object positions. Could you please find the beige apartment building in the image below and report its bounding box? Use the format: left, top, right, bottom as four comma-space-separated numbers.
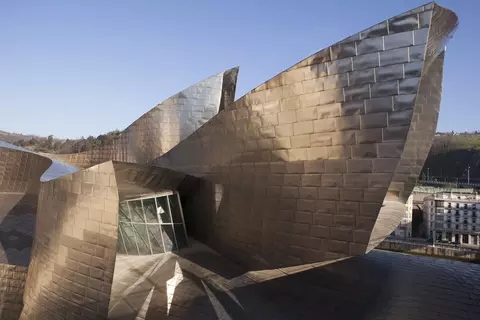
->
424, 192, 480, 247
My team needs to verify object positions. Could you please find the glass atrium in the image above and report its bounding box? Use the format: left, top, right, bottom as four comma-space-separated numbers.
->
117, 191, 188, 255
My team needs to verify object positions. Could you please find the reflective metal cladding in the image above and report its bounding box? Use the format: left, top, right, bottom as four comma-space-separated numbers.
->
155, 3, 457, 267
0, 2, 457, 319
47, 68, 239, 168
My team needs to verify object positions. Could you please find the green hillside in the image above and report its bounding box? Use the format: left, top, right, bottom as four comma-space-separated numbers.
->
421, 133, 480, 182
1, 129, 480, 182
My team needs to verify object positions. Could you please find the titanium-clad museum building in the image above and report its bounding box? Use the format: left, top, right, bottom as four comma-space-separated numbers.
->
0, 2, 457, 319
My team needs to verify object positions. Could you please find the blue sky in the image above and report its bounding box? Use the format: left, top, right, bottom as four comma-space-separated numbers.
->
0, 0, 475, 138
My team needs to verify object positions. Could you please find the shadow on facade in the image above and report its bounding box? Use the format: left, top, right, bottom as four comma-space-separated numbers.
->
0, 193, 37, 267
21, 165, 118, 319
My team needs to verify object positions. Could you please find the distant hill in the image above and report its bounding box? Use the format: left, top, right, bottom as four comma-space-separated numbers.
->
1, 129, 480, 181
0, 129, 120, 154
421, 132, 480, 183
0, 130, 42, 144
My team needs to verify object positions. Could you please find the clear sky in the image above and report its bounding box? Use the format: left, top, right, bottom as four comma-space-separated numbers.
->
0, 0, 476, 138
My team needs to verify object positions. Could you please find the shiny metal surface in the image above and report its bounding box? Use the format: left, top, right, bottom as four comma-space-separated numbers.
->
0, 140, 79, 182
368, 3, 458, 250
21, 161, 119, 319
154, 3, 457, 268
0, 142, 79, 318
0, 141, 78, 266
0, 2, 460, 318
47, 68, 239, 168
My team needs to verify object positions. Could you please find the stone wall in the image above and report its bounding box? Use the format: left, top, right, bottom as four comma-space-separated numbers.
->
21, 161, 119, 320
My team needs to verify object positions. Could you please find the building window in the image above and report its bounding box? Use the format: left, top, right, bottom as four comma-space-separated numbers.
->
447, 223, 451, 229
464, 204, 468, 209
462, 234, 469, 244
456, 224, 459, 230
473, 236, 478, 245
117, 191, 188, 255
448, 203, 451, 208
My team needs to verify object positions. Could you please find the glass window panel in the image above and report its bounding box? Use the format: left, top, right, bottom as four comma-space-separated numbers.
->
156, 196, 171, 223
119, 202, 131, 222
147, 225, 165, 254
119, 223, 138, 255
132, 223, 151, 254
129, 200, 145, 222
169, 195, 183, 223
116, 231, 127, 254
142, 198, 158, 223
174, 225, 187, 249
162, 225, 177, 251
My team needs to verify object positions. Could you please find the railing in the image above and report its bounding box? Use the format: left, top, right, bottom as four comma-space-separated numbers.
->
418, 180, 480, 188
384, 237, 480, 253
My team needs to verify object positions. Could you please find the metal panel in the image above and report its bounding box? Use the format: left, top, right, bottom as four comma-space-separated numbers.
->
376, 64, 404, 82
414, 28, 429, 45
327, 57, 353, 75
45, 68, 239, 168
410, 44, 426, 61
360, 21, 388, 39
367, 3, 458, 251
389, 13, 420, 33
356, 37, 383, 55
371, 80, 399, 98
21, 162, 118, 319
384, 31, 414, 50
153, 3, 457, 268
349, 69, 376, 86
353, 52, 379, 70
380, 47, 409, 66
0, 10, 458, 312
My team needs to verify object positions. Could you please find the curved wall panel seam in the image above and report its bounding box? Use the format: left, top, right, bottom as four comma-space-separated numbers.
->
44, 68, 239, 169
153, 2, 457, 269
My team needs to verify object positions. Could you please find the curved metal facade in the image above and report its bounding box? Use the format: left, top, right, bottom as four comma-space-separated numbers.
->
155, 3, 457, 267
21, 161, 118, 320
0, 2, 458, 318
47, 68, 239, 168
0, 142, 78, 319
